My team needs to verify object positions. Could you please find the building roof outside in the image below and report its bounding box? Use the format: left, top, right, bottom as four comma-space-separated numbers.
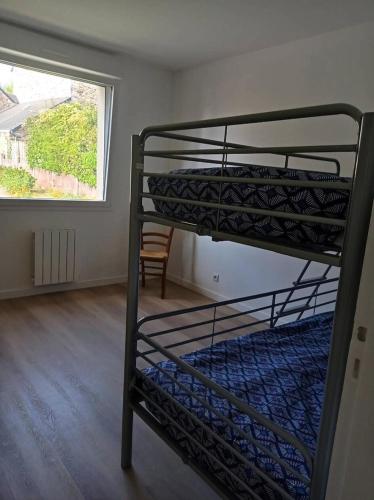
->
0, 96, 69, 134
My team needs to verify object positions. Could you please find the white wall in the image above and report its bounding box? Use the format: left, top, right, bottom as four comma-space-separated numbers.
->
166, 22, 374, 499
167, 22, 374, 306
0, 21, 173, 298
327, 207, 374, 500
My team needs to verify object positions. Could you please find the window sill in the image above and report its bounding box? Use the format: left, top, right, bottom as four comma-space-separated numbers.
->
0, 198, 112, 211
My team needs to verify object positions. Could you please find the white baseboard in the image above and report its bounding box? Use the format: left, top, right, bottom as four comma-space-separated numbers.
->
168, 273, 231, 303
0, 274, 127, 301
167, 273, 270, 323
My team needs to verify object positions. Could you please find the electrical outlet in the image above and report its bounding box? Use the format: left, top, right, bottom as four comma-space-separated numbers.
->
213, 273, 220, 283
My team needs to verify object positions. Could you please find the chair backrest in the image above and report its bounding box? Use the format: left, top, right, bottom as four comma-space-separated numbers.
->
141, 227, 174, 256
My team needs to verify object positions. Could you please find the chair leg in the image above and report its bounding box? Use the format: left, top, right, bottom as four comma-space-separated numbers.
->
161, 261, 167, 299
141, 260, 145, 287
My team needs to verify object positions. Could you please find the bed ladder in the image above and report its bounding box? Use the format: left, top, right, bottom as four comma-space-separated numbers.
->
272, 255, 339, 326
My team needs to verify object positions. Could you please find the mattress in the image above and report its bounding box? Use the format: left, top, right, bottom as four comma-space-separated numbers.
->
147, 165, 350, 248
140, 311, 334, 499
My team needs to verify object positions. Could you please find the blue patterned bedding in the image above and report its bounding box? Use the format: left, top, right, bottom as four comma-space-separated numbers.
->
147, 165, 349, 248
140, 312, 334, 499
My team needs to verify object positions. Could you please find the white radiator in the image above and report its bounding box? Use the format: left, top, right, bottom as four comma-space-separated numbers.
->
34, 229, 76, 286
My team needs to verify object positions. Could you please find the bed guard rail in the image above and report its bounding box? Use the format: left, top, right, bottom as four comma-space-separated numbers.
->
136, 104, 362, 267
145, 131, 342, 175
133, 278, 338, 499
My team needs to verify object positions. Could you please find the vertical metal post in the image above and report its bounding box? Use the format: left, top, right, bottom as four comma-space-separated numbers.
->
211, 306, 217, 346
121, 135, 143, 469
311, 113, 374, 499
270, 293, 276, 327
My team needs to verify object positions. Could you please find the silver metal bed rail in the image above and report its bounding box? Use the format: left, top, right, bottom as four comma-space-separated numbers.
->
137, 276, 338, 346
144, 144, 356, 156
147, 131, 342, 175
140, 103, 362, 138
123, 104, 374, 500
140, 211, 342, 266
133, 279, 338, 498
138, 106, 359, 267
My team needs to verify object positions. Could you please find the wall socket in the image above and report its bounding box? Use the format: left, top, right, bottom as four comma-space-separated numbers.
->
213, 273, 220, 283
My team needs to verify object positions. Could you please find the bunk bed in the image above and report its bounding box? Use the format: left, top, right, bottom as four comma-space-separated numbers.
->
121, 104, 374, 499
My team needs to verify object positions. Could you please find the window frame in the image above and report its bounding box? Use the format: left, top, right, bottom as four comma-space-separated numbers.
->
0, 54, 116, 210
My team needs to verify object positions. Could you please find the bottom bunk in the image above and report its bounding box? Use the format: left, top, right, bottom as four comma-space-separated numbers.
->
134, 309, 334, 500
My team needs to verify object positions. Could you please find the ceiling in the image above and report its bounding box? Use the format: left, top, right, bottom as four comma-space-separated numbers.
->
0, 0, 374, 69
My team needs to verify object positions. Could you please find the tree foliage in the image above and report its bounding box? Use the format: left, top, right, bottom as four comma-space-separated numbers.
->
26, 103, 97, 187
0, 167, 36, 195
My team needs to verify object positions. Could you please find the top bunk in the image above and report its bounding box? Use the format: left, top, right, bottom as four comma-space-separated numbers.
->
132, 103, 373, 267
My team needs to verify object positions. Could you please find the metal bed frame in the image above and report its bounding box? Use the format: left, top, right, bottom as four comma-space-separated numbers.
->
121, 104, 374, 499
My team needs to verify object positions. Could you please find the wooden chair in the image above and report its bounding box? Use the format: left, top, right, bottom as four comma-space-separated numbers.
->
140, 227, 174, 299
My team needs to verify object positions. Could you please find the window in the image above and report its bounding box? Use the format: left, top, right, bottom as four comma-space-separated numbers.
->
0, 61, 112, 202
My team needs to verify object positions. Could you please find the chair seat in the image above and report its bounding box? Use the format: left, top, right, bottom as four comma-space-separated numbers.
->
140, 249, 168, 260
141, 227, 174, 298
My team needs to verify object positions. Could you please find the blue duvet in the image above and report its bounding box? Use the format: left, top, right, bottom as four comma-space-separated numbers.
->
141, 312, 333, 499
148, 165, 349, 249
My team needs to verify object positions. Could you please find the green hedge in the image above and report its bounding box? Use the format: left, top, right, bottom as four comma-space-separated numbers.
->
26, 103, 97, 187
0, 167, 36, 195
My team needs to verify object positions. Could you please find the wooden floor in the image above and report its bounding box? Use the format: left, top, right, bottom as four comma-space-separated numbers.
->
0, 281, 261, 500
